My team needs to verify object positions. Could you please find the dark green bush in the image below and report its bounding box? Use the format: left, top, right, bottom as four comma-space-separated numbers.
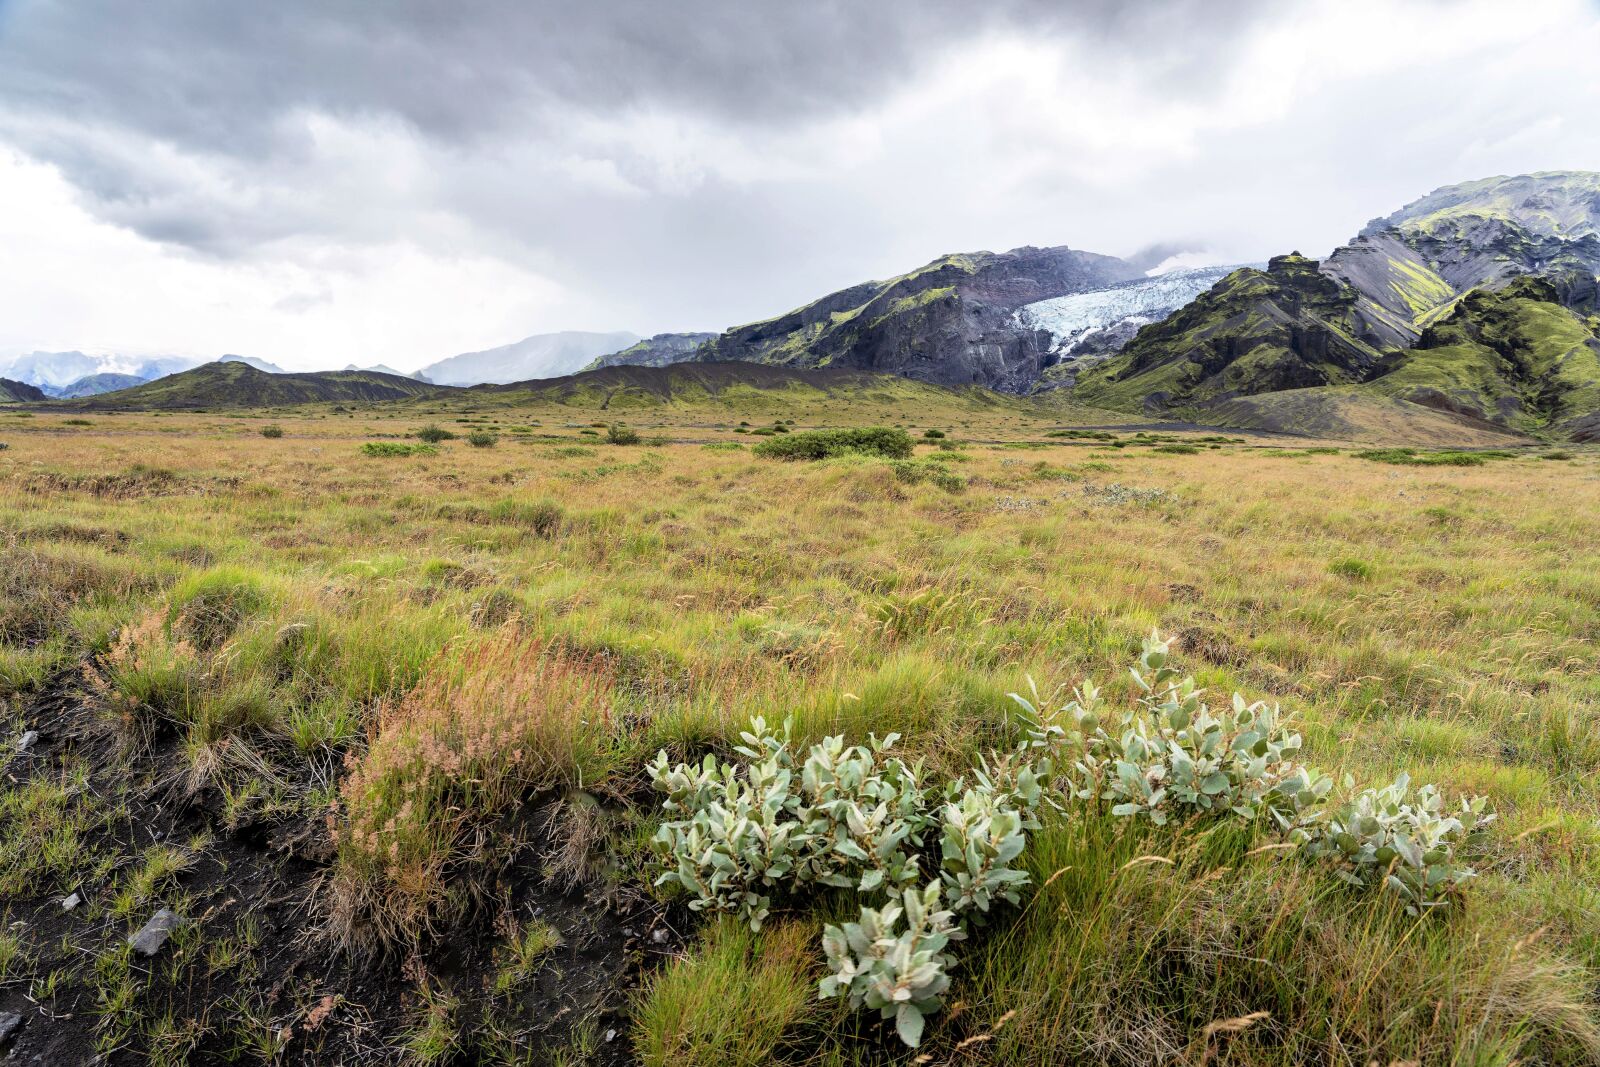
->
466, 431, 498, 448
922, 429, 946, 439
752, 427, 914, 461
414, 424, 455, 444
260, 424, 284, 439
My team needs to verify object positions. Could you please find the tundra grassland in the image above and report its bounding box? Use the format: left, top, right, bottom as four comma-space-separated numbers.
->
1, 401, 1598, 1065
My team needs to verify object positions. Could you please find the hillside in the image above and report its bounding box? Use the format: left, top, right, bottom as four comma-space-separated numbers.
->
1364, 276, 1600, 435
473, 360, 1050, 418
584, 332, 717, 370
418, 330, 641, 385
65, 361, 449, 410
693, 245, 1144, 392
0, 376, 46, 402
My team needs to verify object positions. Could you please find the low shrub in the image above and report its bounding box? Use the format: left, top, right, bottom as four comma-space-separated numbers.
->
752, 427, 914, 461
1356, 448, 1493, 467
414, 424, 455, 444
606, 423, 641, 446
360, 441, 437, 457
1299, 773, 1493, 914
465, 431, 498, 448
1329, 557, 1375, 580
1153, 443, 1200, 454
259, 424, 284, 439
921, 428, 946, 439
890, 460, 965, 493
648, 717, 1050, 1045
1015, 631, 1328, 829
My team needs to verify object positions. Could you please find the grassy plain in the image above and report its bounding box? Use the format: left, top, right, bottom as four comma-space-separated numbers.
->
1, 397, 1598, 1064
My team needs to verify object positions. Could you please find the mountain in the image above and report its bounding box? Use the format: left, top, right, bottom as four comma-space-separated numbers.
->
0, 350, 199, 389
692, 246, 1145, 392
1074, 171, 1600, 438
1073, 254, 1388, 412
585, 332, 717, 370
0, 377, 47, 403
53, 372, 149, 398
66, 361, 447, 410
1016, 265, 1244, 390
218, 354, 287, 373
418, 331, 641, 385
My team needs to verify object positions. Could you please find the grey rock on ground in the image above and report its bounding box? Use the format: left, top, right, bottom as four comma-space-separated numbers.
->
130, 908, 182, 956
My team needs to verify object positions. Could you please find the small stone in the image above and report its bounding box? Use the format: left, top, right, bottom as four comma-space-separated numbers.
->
62, 892, 81, 912
604, 1029, 617, 1043
130, 908, 181, 957
650, 928, 668, 944
0, 1010, 23, 1046
16, 730, 38, 753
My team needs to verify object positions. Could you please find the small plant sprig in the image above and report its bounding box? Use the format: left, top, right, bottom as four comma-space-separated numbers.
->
1016, 631, 1325, 827
819, 882, 964, 1048
1299, 772, 1493, 914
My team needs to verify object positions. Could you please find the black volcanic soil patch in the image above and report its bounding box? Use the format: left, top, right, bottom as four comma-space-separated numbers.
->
0, 669, 674, 1065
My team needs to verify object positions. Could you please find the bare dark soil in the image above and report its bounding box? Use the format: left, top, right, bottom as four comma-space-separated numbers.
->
0, 671, 674, 1065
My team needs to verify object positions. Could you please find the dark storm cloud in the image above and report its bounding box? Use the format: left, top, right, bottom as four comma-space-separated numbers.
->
0, 1, 1269, 145
0, 0, 1273, 254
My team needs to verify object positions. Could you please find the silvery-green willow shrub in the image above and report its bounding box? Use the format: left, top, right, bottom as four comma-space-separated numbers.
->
648, 717, 941, 929
647, 717, 810, 931
1299, 772, 1494, 914
649, 717, 1051, 1046
1011, 629, 1330, 827
819, 882, 963, 1048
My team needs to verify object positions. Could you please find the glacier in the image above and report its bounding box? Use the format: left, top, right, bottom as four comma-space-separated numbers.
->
1014, 264, 1250, 386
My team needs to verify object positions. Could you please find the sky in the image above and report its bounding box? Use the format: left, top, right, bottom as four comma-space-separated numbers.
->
1, 0, 1598, 373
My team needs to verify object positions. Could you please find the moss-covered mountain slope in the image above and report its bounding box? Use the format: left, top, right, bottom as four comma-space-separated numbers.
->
1365, 276, 1600, 435
693, 246, 1142, 392
1072, 254, 1386, 412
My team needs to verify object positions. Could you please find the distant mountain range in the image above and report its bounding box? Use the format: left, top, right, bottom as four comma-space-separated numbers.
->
10, 170, 1600, 441
416, 330, 642, 385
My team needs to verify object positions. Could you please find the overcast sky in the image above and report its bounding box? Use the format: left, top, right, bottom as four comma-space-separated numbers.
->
1, 0, 1598, 372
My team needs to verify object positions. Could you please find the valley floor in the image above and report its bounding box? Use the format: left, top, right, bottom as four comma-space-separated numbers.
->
1, 402, 1598, 1065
